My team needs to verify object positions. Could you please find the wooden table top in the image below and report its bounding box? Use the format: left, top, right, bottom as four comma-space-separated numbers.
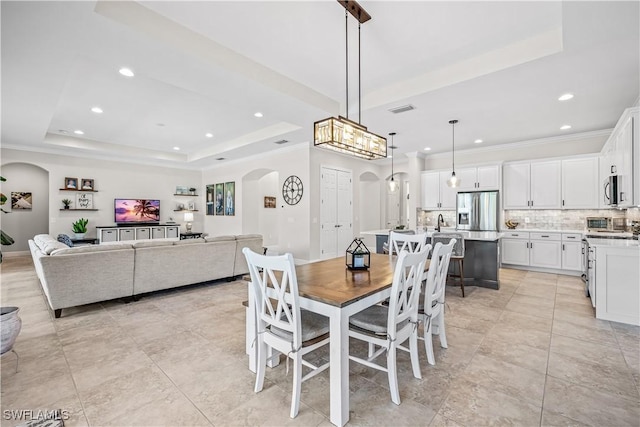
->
295, 254, 395, 308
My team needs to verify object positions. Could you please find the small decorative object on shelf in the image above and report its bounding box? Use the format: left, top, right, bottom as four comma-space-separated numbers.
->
505, 220, 519, 230
62, 199, 72, 209
81, 178, 94, 191
65, 177, 78, 190
346, 238, 370, 270
72, 218, 88, 240
189, 187, 197, 195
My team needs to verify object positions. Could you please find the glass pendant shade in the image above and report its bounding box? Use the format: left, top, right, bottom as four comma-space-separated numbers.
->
388, 177, 399, 192
447, 119, 461, 188
446, 171, 459, 188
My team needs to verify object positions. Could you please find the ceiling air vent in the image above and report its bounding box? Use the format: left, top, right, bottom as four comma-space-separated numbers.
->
388, 104, 416, 114
216, 157, 225, 161
274, 139, 289, 145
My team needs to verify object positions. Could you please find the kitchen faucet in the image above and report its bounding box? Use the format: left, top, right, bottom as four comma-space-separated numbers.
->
436, 214, 444, 232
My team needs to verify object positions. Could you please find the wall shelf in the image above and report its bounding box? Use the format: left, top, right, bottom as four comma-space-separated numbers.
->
173, 209, 199, 212
59, 189, 98, 192
59, 209, 98, 211
173, 193, 198, 196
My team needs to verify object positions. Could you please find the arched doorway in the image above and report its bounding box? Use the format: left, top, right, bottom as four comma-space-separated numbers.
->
242, 169, 279, 249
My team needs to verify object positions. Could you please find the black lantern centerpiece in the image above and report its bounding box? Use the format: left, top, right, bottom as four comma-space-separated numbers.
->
346, 238, 371, 270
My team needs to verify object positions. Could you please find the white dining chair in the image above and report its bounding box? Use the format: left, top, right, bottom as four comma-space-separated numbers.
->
348, 245, 431, 405
419, 239, 454, 365
243, 247, 330, 419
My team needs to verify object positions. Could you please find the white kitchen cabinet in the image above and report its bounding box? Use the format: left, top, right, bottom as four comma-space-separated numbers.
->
529, 232, 562, 269
599, 107, 639, 208
530, 161, 562, 209
97, 225, 180, 243
562, 157, 598, 209
420, 171, 456, 210
503, 160, 561, 209
595, 245, 640, 326
456, 165, 500, 191
501, 232, 530, 266
561, 233, 583, 271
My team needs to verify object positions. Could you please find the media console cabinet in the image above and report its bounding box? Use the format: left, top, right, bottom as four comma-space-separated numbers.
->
96, 224, 180, 243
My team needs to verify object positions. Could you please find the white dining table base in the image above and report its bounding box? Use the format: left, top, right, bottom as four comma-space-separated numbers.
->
246, 282, 391, 427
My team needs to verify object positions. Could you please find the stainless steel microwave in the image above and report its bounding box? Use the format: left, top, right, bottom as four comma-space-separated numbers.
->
603, 175, 619, 205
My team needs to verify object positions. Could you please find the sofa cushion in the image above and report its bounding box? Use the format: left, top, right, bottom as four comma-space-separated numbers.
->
205, 235, 236, 243
236, 234, 262, 240
50, 243, 133, 256
57, 234, 74, 247
173, 238, 205, 245
132, 240, 174, 248
41, 241, 70, 255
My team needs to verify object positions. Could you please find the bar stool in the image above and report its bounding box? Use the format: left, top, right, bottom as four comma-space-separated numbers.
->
431, 232, 465, 297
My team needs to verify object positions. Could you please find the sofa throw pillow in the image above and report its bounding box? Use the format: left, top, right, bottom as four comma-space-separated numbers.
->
57, 234, 74, 247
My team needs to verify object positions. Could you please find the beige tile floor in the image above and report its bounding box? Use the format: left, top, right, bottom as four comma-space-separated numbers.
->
1, 255, 639, 427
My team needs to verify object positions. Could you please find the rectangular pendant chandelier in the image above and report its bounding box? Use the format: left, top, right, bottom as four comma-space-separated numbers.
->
314, 116, 387, 160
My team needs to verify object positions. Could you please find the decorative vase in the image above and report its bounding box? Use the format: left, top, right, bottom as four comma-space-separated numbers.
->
64, 206, 69, 210
74, 233, 85, 240
1, 307, 22, 355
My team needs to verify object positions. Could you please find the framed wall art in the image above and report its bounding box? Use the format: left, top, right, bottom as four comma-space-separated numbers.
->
75, 193, 93, 209
206, 184, 215, 215
264, 196, 276, 208
65, 177, 78, 189
224, 181, 235, 216
11, 192, 32, 210
215, 183, 224, 215
81, 178, 94, 191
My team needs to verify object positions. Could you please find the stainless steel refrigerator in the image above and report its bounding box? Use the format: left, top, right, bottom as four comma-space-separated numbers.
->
456, 191, 499, 231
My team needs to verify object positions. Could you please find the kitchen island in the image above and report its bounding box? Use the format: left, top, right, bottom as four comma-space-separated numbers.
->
360, 229, 502, 290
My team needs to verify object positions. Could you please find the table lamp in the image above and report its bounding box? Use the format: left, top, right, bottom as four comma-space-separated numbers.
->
184, 212, 194, 233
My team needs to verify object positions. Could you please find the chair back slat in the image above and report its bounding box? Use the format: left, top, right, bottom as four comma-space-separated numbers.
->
389, 231, 428, 263
424, 239, 455, 316
243, 248, 302, 347
387, 244, 431, 339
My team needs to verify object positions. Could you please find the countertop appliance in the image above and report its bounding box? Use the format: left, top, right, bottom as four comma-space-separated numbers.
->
456, 191, 499, 231
586, 216, 612, 232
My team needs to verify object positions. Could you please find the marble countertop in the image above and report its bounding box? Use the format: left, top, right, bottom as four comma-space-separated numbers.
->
500, 228, 585, 234
586, 237, 639, 248
360, 229, 501, 242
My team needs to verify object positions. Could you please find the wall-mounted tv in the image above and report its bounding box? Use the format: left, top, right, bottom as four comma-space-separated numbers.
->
114, 199, 160, 224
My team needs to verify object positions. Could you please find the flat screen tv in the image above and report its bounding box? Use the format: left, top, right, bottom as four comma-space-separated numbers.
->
114, 199, 160, 224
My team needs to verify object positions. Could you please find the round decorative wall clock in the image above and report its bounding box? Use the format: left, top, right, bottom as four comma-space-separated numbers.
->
282, 175, 303, 205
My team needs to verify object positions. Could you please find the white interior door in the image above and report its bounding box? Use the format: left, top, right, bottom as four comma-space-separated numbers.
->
320, 167, 353, 259
387, 189, 400, 228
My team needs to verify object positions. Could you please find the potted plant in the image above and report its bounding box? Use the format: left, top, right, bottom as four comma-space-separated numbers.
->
62, 199, 72, 209
72, 218, 88, 239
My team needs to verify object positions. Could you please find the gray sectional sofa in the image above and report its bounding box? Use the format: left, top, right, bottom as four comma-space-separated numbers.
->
28, 233, 263, 318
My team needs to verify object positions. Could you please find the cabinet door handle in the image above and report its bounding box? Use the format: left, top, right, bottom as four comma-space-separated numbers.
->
562, 200, 565, 206
541, 235, 550, 238
531, 200, 533, 207
562, 244, 565, 251
530, 242, 533, 248
620, 192, 625, 202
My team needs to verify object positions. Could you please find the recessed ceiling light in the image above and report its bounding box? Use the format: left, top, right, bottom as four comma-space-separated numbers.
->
423, 147, 431, 151
205, 133, 214, 138
560, 124, 572, 130
73, 130, 84, 135
474, 139, 483, 144
558, 93, 574, 101
119, 67, 134, 77
91, 106, 103, 114
254, 112, 263, 118
173, 147, 180, 151
156, 123, 165, 127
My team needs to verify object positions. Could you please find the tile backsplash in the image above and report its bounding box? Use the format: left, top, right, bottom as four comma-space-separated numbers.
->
416, 208, 639, 231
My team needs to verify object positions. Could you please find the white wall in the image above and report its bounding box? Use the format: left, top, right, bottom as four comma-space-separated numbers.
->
202, 144, 311, 260
258, 172, 279, 247
1, 163, 49, 252
1, 149, 201, 242
358, 172, 381, 232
